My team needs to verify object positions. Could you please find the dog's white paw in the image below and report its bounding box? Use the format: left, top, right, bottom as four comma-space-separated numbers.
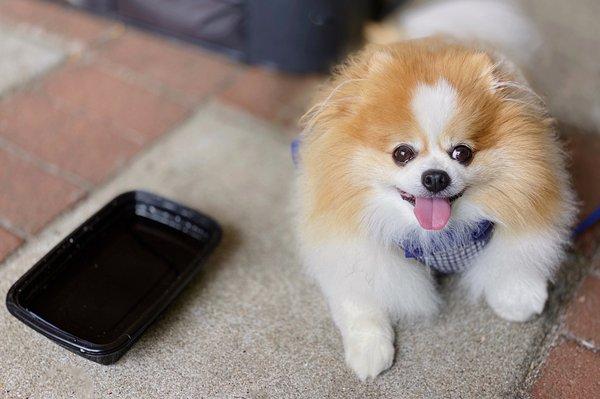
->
344, 332, 394, 381
486, 278, 548, 322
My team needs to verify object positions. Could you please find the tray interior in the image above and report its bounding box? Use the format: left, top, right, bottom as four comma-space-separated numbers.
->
19, 207, 204, 346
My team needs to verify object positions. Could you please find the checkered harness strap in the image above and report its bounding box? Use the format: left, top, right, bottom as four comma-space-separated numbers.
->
399, 221, 495, 275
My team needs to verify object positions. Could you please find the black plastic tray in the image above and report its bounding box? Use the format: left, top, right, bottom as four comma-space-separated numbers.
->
6, 191, 221, 365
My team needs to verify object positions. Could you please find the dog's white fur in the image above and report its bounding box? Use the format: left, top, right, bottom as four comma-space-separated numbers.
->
295, 0, 576, 381
411, 79, 459, 143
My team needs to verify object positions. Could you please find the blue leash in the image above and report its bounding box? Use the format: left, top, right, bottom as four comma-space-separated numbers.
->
291, 139, 600, 238
573, 206, 600, 237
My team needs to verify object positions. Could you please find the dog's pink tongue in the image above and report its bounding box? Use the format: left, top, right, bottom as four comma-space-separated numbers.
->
414, 197, 451, 230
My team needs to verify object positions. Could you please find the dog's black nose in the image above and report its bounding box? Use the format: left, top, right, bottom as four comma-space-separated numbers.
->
422, 170, 451, 193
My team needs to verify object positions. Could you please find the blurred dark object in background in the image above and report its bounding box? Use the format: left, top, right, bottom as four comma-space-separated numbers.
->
56, 0, 404, 73
370, 0, 406, 20
246, 0, 367, 73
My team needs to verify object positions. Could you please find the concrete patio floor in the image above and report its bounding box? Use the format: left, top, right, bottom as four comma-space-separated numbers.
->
0, 1, 598, 398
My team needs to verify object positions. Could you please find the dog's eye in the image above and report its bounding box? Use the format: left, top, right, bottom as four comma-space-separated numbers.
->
392, 145, 416, 166
450, 145, 473, 164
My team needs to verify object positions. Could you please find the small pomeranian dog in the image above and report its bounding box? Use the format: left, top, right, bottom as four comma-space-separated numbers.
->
294, 0, 576, 380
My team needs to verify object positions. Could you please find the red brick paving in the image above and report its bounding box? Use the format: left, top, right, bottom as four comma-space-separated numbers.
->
219, 67, 321, 126
99, 30, 238, 101
0, 0, 117, 45
533, 226, 600, 398
0, 148, 83, 234
0, 227, 22, 260
0, 0, 245, 264
43, 63, 189, 141
567, 128, 600, 256
534, 131, 600, 397
0, 0, 322, 266
0, 90, 141, 184
566, 129, 600, 220
565, 275, 600, 347
532, 340, 600, 399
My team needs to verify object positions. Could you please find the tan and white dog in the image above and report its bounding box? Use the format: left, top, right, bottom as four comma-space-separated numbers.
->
294, 0, 576, 380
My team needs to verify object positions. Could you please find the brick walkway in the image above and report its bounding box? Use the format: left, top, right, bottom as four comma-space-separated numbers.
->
0, 1, 598, 397
528, 129, 600, 398
0, 0, 318, 258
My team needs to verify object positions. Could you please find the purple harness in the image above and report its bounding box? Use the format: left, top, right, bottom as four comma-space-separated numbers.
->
399, 221, 494, 274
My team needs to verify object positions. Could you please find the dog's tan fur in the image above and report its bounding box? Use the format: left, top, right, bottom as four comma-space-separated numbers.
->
298, 39, 568, 241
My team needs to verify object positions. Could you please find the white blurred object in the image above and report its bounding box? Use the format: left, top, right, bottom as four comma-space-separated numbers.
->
399, 0, 542, 66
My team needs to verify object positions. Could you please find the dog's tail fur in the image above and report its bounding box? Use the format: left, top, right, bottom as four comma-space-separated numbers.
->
398, 0, 541, 66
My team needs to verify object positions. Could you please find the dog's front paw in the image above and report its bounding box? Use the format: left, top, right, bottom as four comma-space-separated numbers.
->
485, 277, 548, 322
344, 332, 394, 381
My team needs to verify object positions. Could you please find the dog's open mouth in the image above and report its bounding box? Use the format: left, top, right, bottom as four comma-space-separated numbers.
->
398, 189, 465, 231
398, 190, 464, 206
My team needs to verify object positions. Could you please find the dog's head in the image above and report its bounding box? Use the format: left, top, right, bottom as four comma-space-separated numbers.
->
299, 39, 568, 242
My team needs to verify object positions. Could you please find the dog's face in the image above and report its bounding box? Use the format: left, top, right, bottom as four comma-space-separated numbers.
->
300, 40, 564, 240
345, 70, 497, 238
362, 78, 479, 231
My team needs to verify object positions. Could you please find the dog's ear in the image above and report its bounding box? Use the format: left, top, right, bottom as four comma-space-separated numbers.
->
366, 47, 395, 75
474, 50, 548, 117
300, 46, 394, 138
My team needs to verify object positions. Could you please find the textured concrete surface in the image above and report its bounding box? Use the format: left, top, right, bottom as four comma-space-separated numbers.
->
0, 25, 63, 96
0, 103, 565, 398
